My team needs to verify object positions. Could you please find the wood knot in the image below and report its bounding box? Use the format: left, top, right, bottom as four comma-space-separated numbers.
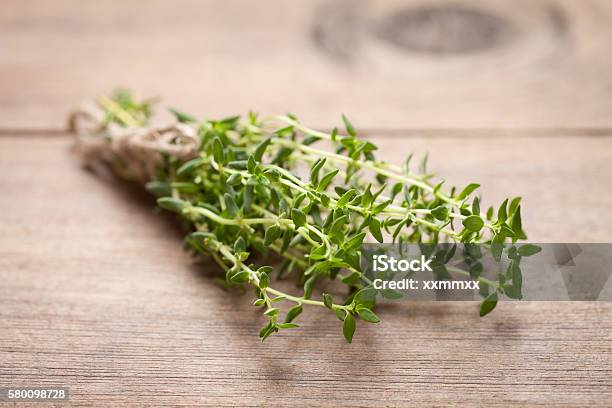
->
374, 5, 515, 54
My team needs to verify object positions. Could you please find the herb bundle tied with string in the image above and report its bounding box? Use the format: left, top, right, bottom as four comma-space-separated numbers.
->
70, 91, 527, 343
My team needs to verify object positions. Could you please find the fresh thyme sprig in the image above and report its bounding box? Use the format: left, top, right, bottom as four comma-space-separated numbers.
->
71, 91, 528, 343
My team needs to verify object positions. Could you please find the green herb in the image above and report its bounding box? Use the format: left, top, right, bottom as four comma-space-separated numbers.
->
72, 91, 528, 343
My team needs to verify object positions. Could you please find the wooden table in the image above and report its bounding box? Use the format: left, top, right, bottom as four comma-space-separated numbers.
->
1, 1, 611, 406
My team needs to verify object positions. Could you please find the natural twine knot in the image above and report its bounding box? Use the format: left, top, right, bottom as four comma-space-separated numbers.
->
69, 101, 200, 183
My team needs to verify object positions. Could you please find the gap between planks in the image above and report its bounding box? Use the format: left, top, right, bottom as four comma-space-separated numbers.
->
2, 127, 612, 139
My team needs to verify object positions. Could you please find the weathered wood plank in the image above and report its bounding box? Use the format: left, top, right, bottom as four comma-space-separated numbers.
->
0, 135, 610, 406
3, 0, 612, 130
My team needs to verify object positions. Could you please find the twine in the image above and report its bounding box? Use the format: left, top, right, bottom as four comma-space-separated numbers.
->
69, 102, 200, 183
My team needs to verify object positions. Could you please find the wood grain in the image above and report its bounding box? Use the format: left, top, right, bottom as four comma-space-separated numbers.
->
2, 1, 611, 405
1, 135, 610, 407
3, 0, 612, 130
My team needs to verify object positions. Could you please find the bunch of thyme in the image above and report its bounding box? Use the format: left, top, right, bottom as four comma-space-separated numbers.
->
71, 91, 527, 342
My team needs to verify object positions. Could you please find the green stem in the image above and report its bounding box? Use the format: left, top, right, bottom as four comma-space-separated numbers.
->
261, 119, 497, 225
217, 244, 352, 311
98, 95, 141, 127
